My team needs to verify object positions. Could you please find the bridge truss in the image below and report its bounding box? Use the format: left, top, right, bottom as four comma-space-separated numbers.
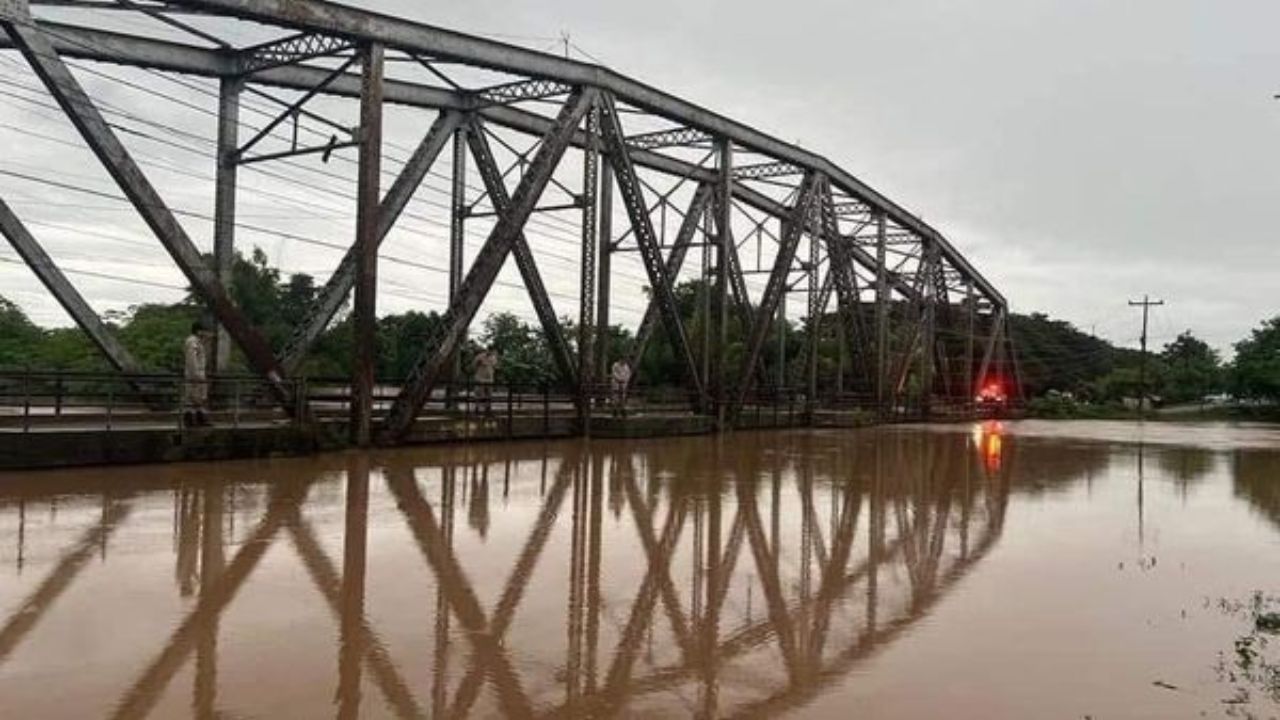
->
0, 0, 1020, 444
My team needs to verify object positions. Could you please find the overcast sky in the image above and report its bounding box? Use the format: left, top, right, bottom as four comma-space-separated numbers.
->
3, 0, 1278, 354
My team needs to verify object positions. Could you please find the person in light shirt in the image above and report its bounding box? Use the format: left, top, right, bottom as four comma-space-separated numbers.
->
610, 358, 632, 417
182, 321, 213, 427
473, 347, 498, 416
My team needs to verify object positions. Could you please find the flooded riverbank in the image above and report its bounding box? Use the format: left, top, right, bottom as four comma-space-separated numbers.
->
1, 421, 1277, 718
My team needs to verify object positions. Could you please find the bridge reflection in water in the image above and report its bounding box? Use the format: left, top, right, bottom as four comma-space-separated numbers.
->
0, 429, 1016, 718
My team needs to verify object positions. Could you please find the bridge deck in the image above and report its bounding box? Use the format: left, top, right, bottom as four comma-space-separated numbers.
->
0, 407, 874, 470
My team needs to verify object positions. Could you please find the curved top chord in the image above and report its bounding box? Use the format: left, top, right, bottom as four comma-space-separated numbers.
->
7, 0, 1006, 307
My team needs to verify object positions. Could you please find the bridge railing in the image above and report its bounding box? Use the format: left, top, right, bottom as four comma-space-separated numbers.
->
0, 370, 309, 432
0, 369, 992, 434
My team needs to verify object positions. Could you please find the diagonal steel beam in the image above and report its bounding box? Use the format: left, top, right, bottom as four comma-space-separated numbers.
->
3, 20, 1004, 311
279, 110, 462, 371
728, 172, 821, 421
466, 118, 579, 392
2, 18, 296, 412
159, 0, 1006, 307
711, 185, 755, 335
597, 92, 705, 406
380, 89, 594, 441
627, 184, 711, 372
0, 200, 143, 375
819, 181, 871, 385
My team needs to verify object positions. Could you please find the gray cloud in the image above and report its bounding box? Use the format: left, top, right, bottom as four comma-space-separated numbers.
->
2, 0, 1277, 354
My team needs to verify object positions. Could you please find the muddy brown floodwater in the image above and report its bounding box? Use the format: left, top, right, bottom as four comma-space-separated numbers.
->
1, 421, 1279, 719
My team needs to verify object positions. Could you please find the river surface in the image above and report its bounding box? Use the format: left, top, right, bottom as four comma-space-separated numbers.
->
1, 420, 1278, 719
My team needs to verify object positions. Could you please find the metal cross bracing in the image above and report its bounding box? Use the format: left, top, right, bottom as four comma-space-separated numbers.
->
0, 432, 1014, 718
0, 0, 1016, 442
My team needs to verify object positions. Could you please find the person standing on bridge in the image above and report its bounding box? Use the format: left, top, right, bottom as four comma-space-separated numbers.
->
610, 358, 632, 417
473, 347, 498, 417
182, 321, 213, 428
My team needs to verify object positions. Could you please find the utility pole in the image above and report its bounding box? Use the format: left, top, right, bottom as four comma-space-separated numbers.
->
1128, 295, 1164, 412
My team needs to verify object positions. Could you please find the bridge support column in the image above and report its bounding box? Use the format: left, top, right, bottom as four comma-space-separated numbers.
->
351, 42, 384, 447
579, 103, 600, 425
806, 217, 821, 418
921, 243, 938, 419
728, 173, 821, 422
213, 76, 241, 373
449, 122, 467, 400
381, 90, 596, 441
874, 211, 890, 416
598, 92, 705, 409
975, 308, 1006, 398
964, 280, 976, 413
712, 138, 732, 425
595, 166, 613, 388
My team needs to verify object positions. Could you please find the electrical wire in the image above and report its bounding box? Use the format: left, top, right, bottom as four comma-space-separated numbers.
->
0, 44, 741, 324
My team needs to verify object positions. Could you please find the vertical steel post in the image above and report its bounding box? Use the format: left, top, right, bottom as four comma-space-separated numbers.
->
449, 122, 468, 392
700, 209, 711, 390
712, 138, 732, 424
594, 166, 613, 384
777, 293, 787, 391
806, 231, 820, 415
874, 211, 889, 413
579, 102, 599, 423
975, 309, 1004, 394
964, 280, 976, 411
351, 42, 384, 446
213, 76, 241, 373
836, 303, 845, 400
921, 244, 937, 419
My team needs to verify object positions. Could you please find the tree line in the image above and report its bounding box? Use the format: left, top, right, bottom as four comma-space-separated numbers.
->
1, 248, 1278, 407
1011, 312, 1280, 407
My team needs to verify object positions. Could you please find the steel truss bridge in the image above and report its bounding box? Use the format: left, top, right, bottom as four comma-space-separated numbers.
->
0, 431, 1011, 717
0, 0, 1020, 445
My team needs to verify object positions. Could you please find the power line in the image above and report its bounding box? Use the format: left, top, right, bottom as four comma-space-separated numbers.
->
0, 49, 708, 325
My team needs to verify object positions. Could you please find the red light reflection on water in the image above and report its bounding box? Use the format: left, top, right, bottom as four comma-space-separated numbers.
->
975, 420, 1005, 472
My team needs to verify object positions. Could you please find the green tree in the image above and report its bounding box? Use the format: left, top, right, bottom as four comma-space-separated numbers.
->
1157, 331, 1220, 403
0, 296, 44, 369
479, 312, 556, 386
1232, 316, 1280, 402
376, 311, 441, 380
1008, 312, 1126, 398
116, 302, 200, 372
35, 327, 104, 371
